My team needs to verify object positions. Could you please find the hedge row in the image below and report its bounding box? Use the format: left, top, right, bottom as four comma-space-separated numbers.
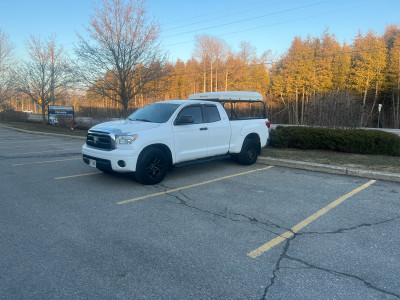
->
269, 126, 400, 156
0, 111, 28, 122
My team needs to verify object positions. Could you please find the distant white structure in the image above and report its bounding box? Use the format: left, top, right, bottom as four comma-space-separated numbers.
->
189, 91, 263, 102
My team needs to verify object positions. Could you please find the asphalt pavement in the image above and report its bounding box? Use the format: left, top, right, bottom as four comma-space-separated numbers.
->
1, 125, 400, 299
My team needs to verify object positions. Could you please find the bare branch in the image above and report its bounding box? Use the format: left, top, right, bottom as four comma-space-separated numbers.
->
74, 0, 168, 115
0, 29, 15, 106
16, 35, 74, 123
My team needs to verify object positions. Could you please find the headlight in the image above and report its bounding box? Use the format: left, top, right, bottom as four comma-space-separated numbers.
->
115, 135, 138, 145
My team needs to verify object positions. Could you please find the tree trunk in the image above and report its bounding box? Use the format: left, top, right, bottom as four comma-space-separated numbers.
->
203, 70, 206, 93
301, 91, 305, 125
123, 101, 129, 118
360, 77, 369, 126
364, 83, 379, 127
397, 90, 400, 129
365, 82, 379, 127
295, 89, 299, 125
288, 101, 292, 124
210, 60, 213, 92
396, 55, 400, 128
50, 49, 55, 106
397, 79, 400, 128
41, 105, 46, 124
225, 70, 228, 91
215, 69, 218, 91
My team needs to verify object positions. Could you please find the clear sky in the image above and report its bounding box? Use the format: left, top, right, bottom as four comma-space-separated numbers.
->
1, 0, 399, 62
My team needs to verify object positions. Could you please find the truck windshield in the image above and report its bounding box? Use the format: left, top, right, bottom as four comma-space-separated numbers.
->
128, 103, 180, 123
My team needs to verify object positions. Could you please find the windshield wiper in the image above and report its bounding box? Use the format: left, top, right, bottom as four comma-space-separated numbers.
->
134, 118, 152, 122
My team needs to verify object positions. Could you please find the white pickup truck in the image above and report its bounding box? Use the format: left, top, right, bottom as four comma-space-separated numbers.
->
82, 91, 270, 184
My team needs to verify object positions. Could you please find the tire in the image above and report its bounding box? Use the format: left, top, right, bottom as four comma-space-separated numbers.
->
237, 138, 260, 165
135, 147, 168, 185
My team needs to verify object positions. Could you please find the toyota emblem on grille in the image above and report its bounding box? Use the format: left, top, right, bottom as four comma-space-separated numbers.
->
93, 136, 99, 144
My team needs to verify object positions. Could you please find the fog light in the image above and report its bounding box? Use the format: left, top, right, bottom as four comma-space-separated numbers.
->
118, 160, 126, 167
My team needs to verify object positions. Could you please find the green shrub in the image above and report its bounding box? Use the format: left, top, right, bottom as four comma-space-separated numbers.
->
269, 126, 400, 156
0, 110, 28, 122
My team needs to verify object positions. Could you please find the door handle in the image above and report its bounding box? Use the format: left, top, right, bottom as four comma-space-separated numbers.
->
200, 127, 208, 131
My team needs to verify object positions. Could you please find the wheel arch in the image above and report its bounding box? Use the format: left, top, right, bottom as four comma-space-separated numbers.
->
139, 143, 173, 168
243, 133, 261, 155
245, 132, 260, 143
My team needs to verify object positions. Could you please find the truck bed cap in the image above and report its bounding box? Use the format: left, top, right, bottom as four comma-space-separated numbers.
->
189, 91, 263, 102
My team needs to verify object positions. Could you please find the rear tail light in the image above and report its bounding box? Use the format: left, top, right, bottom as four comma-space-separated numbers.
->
265, 121, 271, 129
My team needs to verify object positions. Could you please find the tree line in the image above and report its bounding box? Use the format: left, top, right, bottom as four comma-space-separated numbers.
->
157, 26, 400, 128
0, 0, 399, 128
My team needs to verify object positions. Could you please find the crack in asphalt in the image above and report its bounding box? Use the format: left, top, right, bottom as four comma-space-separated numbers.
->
155, 184, 400, 299
299, 216, 400, 235
231, 212, 292, 233
156, 183, 286, 236
177, 190, 282, 236
284, 255, 400, 299
261, 238, 292, 300
261, 216, 400, 299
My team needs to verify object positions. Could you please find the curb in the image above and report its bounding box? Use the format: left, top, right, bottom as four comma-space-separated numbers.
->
257, 157, 400, 183
0, 124, 86, 140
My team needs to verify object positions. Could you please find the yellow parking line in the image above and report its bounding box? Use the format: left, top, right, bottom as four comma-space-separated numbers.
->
54, 172, 102, 180
3, 148, 80, 156
247, 179, 377, 258
118, 166, 274, 205
0, 142, 79, 149
13, 157, 81, 166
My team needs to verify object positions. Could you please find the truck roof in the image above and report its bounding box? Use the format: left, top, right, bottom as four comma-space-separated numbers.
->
189, 91, 263, 102
155, 100, 208, 105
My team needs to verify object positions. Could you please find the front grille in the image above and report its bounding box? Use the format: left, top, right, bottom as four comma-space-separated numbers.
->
86, 131, 114, 150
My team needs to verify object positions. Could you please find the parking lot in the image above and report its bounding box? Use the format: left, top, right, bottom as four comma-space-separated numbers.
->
1, 126, 400, 299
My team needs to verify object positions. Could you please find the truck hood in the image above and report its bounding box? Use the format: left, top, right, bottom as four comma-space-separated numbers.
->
90, 120, 161, 134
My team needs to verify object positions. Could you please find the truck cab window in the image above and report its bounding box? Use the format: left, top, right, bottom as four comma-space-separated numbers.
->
205, 105, 221, 123
176, 106, 203, 124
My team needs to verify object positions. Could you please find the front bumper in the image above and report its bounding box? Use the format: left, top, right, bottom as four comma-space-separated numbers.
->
82, 144, 139, 172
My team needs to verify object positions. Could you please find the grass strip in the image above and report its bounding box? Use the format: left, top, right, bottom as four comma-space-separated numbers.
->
261, 147, 400, 174
0, 121, 87, 137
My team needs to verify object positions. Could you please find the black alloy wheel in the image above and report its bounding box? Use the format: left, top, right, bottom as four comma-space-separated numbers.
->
136, 147, 168, 184
238, 138, 260, 165
245, 144, 257, 162
145, 157, 164, 179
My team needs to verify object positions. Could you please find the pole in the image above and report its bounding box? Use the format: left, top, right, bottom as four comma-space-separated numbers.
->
378, 104, 382, 128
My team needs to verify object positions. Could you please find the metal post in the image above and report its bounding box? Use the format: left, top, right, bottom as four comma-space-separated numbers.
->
378, 104, 382, 128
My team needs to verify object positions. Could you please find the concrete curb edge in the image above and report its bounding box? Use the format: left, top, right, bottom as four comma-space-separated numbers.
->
257, 157, 400, 183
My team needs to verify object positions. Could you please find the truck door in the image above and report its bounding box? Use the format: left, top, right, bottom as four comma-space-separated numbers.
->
173, 105, 208, 163
204, 104, 231, 156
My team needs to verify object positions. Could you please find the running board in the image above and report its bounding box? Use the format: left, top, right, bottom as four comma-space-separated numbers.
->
174, 154, 231, 168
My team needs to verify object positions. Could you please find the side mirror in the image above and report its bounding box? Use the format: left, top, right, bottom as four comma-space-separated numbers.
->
175, 115, 194, 125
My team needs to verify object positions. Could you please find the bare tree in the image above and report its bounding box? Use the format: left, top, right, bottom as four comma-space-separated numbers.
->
305, 91, 361, 128
193, 35, 229, 93
238, 41, 257, 64
74, 0, 168, 115
0, 29, 15, 108
17, 35, 74, 123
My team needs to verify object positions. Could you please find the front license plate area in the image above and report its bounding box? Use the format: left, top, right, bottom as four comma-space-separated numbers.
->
89, 159, 97, 168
